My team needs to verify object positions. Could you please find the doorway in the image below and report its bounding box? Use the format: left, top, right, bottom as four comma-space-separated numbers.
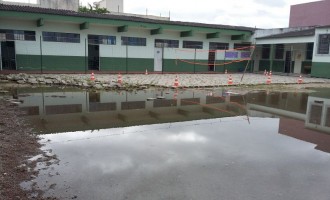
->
154, 47, 163, 72
208, 51, 215, 71
284, 51, 292, 73
1, 41, 16, 70
88, 44, 100, 71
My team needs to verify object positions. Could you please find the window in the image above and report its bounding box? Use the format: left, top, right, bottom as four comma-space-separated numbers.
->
121, 36, 146, 46
42, 32, 80, 43
306, 43, 314, 60
183, 41, 203, 49
88, 34, 116, 45
275, 44, 284, 59
234, 43, 251, 50
209, 42, 229, 50
24, 31, 36, 41
154, 39, 179, 48
317, 34, 330, 54
0, 29, 36, 41
261, 44, 270, 59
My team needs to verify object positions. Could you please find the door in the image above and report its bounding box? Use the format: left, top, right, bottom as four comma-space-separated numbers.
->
1, 41, 16, 70
154, 48, 162, 72
88, 44, 100, 71
208, 51, 215, 71
284, 51, 292, 73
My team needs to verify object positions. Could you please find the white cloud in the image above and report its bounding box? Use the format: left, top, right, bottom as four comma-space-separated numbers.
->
80, 0, 320, 28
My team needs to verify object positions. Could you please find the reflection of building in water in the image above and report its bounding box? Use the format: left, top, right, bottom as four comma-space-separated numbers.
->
279, 118, 330, 153
16, 87, 330, 152
246, 90, 330, 153
16, 88, 244, 133
305, 95, 330, 134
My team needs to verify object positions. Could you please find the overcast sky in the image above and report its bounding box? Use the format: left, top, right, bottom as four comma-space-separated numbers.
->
4, 0, 321, 28
79, 0, 322, 28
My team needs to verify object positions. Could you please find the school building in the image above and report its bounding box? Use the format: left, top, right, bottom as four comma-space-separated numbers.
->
0, 0, 330, 78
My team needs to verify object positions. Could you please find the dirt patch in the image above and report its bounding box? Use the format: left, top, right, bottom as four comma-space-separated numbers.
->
0, 95, 47, 199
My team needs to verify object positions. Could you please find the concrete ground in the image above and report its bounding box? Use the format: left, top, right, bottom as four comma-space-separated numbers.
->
88, 73, 330, 87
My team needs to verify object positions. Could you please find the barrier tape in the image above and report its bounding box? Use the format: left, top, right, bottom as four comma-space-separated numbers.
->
176, 58, 251, 66
174, 45, 255, 53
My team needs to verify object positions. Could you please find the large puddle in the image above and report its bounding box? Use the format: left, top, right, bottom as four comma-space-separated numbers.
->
13, 87, 330, 199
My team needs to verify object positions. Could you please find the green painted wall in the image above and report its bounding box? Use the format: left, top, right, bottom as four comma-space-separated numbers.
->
42, 56, 85, 71
16, 55, 41, 70
16, 54, 85, 71
14, 54, 250, 73
301, 61, 312, 74
259, 60, 271, 71
163, 59, 196, 72
311, 62, 330, 78
272, 61, 285, 72
259, 60, 285, 72
100, 57, 153, 72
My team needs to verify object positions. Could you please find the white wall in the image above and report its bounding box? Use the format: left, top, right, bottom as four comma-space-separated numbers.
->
1, 17, 252, 62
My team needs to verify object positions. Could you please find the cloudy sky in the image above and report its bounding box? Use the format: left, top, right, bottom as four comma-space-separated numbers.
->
80, 0, 322, 28
4, 0, 321, 28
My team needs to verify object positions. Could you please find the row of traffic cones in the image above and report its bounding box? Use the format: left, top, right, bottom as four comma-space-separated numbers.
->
90, 69, 149, 81
90, 71, 304, 86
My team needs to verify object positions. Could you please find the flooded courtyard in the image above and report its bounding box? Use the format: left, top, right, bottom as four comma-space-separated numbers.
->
3, 86, 330, 199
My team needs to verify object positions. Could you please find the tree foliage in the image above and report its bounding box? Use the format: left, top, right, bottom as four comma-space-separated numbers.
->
78, 4, 110, 14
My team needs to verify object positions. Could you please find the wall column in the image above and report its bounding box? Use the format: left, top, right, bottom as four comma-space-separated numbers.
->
270, 44, 275, 71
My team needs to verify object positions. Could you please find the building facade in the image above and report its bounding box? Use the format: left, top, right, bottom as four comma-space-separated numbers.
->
0, 3, 254, 74
1, 1, 330, 78
289, 0, 330, 28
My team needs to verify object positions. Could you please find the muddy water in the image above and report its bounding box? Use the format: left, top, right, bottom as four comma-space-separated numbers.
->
15, 87, 330, 200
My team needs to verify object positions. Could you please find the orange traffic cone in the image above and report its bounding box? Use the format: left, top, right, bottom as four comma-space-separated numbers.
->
228, 75, 233, 85
266, 75, 272, 84
145, 69, 148, 75
173, 90, 178, 100
90, 72, 95, 81
173, 76, 179, 88
117, 73, 122, 84
297, 75, 303, 84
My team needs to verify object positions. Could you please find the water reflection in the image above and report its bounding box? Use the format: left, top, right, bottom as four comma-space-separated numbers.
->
12, 87, 330, 200
26, 117, 330, 200
13, 87, 330, 154
15, 87, 330, 135
16, 88, 245, 133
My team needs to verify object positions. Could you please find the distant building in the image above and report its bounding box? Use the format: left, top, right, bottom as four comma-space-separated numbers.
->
289, 0, 330, 27
0, 0, 79, 11
252, 0, 330, 79
94, 0, 123, 13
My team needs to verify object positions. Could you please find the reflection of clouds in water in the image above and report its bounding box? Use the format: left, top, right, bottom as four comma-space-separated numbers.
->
98, 156, 133, 174
167, 132, 207, 143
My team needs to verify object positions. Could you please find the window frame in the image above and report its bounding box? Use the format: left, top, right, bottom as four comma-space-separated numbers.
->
233, 43, 251, 51
209, 42, 229, 50
0, 29, 36, 41
88, 34, 116, 45
183, 40, 203, 49
121, 36, 146, 46
42, 31, 80, 43
317, 34, 330, 55
154, 39, 179, 48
